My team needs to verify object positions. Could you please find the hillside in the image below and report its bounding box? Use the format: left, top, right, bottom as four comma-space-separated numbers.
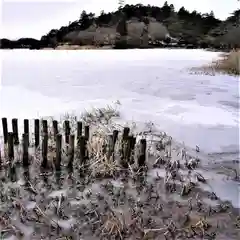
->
63, 18, 169, 48
1, 2, 239, 49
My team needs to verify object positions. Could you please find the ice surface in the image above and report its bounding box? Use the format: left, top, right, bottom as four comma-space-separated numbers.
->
2, 49, 238, 206
1, 49, 239, 155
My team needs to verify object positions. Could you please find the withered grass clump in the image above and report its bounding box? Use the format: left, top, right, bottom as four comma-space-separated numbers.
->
211, 50, 240, 75
190, 49, 240, 76
0, 103, 239, 240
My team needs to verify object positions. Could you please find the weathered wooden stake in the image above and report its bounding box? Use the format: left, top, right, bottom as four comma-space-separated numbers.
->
79, 136, 86, 164
24, 119, 29, 146
130, 136, 136, 164
107, 134, 114, 160
52, 120, 58, 139
8, 132, 14, 160
2, 118, 8, 144
22, 133, 29, 166
125, 136, 132, 162
68, 135, 75, 168
42, 120, 48, 136
64, 120, 70, 144
113, 130, 119, 148
34, 119, 40, 147
12, 118, 19, 145
120, 127, 130, 166
41, 133, 48, 168
138, 139, 146, 168
108, 134, 114, 152
77, 121, 82, 139
55, 134, 62, 171
84, 125, 89, 141
130, 136, 136, 151
123, 127, 130, 140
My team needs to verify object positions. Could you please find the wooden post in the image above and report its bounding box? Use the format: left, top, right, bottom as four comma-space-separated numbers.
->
55, 134, 62, 171
77, 121, 82, 139
52, 120, 58, 139
120, 127, 130, 166
41, 133, 48, 168
84, 125, 89, 141
42, 120, 48, 136
22, 133, 29, 166
130, 136, 136, 151
113, 130, 119, 148
123, 127, 130, 140
108, 134, 114, 152
2, 118, 8, 144
125, 136, 132, 162
12, 118, 19, 145
8, 132, 14, 160
107, 134, 114, 160
34, 119, 40, 148
24, 119, 29, 146
79, 136, 86, 164
64, 120, 70, 144
138, 139, 146, 168
68, 135, 75, 168
130, 136, 136, 164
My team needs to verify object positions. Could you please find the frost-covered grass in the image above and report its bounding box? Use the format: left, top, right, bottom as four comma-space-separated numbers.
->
194, 50, 240, 76
213, 50, 240, 75
0, 105, 239, 240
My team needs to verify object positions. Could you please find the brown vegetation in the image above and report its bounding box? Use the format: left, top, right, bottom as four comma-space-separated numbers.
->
212, 50, 240, 75
204, 50, 240, 75
191, 50, 240, 76
0, 106, 239, 239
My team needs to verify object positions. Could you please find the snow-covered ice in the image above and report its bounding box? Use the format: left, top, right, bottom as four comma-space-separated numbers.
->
0, 48, 239, 207
1, 49, 239, 154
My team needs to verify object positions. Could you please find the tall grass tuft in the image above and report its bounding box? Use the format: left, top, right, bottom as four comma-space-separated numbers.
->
211, 50, 240, 75
190, 50, 240, 76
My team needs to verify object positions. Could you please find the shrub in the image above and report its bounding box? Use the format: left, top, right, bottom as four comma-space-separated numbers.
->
191, 50, 240, 76
211, 50, 240, 75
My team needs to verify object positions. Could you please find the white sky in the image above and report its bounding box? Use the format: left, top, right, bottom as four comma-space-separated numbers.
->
1, 0, 239, 40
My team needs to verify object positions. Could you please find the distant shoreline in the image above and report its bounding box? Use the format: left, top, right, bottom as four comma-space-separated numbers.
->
0, 44, 228, 52
42, 45, 113, 50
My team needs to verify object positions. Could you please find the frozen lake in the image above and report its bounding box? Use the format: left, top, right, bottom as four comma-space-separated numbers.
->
1, 49, 239, 155
0, 48, 239, 207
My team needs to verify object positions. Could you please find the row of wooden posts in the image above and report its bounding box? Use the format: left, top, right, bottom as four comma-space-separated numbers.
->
1, 118, 147, 170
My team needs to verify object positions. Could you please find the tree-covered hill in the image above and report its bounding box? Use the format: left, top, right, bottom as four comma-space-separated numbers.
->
1, 2, 239, 49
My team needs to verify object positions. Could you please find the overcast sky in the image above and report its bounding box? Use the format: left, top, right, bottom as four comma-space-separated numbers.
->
1, 0, 239, 40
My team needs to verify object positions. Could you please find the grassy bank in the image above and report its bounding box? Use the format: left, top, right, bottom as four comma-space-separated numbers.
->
0, 106, 239, 239
191, 50, 240, 76
211, 50, 240, 75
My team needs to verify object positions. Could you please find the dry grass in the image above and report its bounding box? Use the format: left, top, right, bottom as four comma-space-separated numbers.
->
192, 50, 240, 76
0, 104, 239, 239
211, 50, 240, 75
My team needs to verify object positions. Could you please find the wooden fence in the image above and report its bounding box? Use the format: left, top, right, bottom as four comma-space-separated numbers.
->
0, 117, 147, 170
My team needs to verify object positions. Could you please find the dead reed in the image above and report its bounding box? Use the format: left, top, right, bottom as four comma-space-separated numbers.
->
0, 105, 239, 239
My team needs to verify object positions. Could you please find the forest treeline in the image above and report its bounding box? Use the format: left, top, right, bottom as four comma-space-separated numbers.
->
1, 2, 239, 49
